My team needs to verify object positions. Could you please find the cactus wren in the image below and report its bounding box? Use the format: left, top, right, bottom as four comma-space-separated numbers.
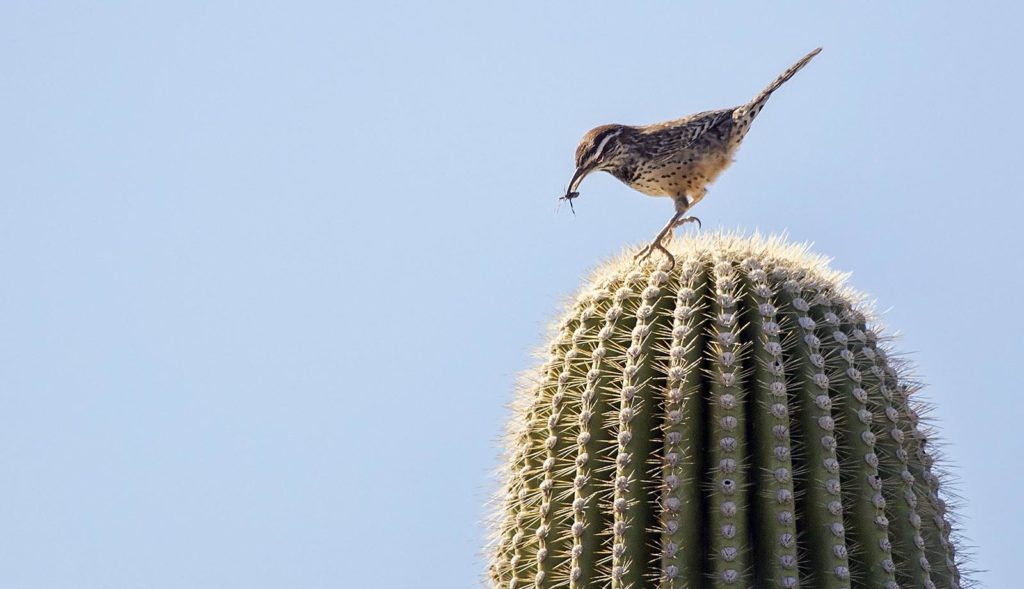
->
562, 48, 822, 266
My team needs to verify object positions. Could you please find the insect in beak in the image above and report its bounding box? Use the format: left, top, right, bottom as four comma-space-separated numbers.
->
559, 190, 580, 214
560, 165, 591, 215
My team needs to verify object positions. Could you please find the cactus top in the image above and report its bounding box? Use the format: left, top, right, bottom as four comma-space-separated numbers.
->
488, 233, 965, 589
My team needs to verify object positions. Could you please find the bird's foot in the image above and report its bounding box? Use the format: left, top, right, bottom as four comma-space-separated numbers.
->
673, 215, 701, 229
559, 191, 580, 215
633, 238, 676, 270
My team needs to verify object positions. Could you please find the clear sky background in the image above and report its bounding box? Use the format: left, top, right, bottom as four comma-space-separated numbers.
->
1, 2, 1019, 587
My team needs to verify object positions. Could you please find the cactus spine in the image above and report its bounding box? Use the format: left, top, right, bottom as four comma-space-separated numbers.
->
489, 233, 964, 589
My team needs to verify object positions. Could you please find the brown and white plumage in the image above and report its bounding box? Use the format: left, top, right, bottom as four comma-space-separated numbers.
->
562, 48, 822, 265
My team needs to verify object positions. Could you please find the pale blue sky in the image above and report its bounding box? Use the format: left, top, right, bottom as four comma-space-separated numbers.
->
1, 2, 1020, 587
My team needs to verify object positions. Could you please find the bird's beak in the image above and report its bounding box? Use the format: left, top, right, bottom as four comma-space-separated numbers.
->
565, 164, 592, 196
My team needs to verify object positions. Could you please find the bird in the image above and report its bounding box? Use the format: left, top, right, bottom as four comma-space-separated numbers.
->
561, 48, 822, 267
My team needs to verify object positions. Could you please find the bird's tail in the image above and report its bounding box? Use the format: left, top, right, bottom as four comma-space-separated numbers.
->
738, 47, 821, 120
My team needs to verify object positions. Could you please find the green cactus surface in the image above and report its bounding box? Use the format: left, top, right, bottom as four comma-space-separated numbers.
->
488, 233, 964, 589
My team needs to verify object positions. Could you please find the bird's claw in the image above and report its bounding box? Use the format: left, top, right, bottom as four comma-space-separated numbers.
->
633, 215, 701, 270
674, 215, 701, 229
633, 240, 676, 270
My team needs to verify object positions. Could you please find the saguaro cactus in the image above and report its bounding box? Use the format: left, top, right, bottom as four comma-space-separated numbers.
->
488, 234, 964, 589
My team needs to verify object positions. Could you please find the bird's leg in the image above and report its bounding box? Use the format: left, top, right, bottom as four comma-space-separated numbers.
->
634, 211, 683, 268
634, 197, 702, 268
672, 189, 703, 229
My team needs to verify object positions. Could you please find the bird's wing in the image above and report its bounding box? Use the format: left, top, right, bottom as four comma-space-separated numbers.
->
643, 108, 735, 162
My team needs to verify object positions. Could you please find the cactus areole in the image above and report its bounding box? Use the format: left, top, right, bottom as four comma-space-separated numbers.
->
488, 234, 964, 589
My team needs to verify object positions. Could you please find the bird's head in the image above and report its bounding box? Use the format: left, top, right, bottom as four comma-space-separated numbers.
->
565, 124, 628, 197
